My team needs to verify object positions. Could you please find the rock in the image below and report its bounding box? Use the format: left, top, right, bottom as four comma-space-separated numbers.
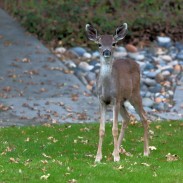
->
153, 102, 165, 111
155, 47, 167, 55
70, 47, 86, 57
145, 91, 153, 98
74, 70, 88, 85
125, 44, 138, 53
128, 52, 145, 60
64, 60, 76, 69
167, 90, 174, 96
141, 84, 148, 92
144, 63, 155, 70
144, 106, 152, 112
155, 73, 164, 82
136, 61, 146, 70
78, 62, 94, 72
149, 84, 162, 93
175, 42, 183, 51
144, 71, 157, 79
142, 98, 154, 107
155, 97, 163, 103
114, 51, 127, 58
89, 60, 100, 66
85, 72, 96, 83
157, 36, 172, 47
92, 51, 100, 58
162, 70, 171, 77
83, 52, 92, 59
116, 46, 127, 52
140, 91, 146, 97
55, 47, 66, 53
160, 55, 172, 62
143, 78, 157, 86
176, 52, 183, 60
174, 64, 182, 73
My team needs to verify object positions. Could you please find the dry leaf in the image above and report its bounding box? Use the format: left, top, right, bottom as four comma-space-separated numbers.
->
40, 174, 50, 180
149, 146, 157, 151
118, 165, 124, 170
141, 162, 150, 167
9, 157, 19, 163
68, 179, 77, 183
166, 153, 179, 162
41, 160, 48, 164
71, 94, 79, 101
22, 58, 30, 63
25, 137, 30, 142
119, 147, 132, 157
42, 153, 52, 159
156, 125, 161, 129
3, 86, 11, 92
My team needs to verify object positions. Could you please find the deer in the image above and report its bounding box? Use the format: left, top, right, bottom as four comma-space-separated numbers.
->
85, 23, 150, 162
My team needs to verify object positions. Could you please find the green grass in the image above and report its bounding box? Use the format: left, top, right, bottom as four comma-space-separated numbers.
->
0, 121, 183, 183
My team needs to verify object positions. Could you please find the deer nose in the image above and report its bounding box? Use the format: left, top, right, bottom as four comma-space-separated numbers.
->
103, 49, 111, 57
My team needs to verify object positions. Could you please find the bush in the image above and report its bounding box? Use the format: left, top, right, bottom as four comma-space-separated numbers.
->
2, 0, 183, 48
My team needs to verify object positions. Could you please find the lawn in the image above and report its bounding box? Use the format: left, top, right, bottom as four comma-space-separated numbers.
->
0, 121, 183, 183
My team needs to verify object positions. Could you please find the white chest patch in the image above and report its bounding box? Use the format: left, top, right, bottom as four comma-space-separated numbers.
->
100, 56, 112, 77
100, 64, 111, 77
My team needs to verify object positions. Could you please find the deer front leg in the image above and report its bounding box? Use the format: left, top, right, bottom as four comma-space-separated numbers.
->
95, 102, 106, 162
112, 103, 120, 162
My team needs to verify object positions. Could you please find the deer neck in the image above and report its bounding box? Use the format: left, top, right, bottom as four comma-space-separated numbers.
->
99, 56, 113, 78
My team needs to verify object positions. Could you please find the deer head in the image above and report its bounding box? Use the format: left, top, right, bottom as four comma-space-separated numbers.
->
85, 23, 128, 63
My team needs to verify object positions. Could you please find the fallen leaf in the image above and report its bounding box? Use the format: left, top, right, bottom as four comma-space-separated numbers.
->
118, 165, 124, 170
40, 174, 50, 180
25, 137, 30, 142
2, 86, 11, 92
141, 162, 150, 167
119, 147, 132, 157
22, 58, 31, 63
149, 146, 157, 151
166, 153, 179, 162
68, 179, 77, 183
42, 153, 52, 159
0, 103, 11, 111
9, 157, 19, 163
41, 160, 48, 164
71, 94, 79, 101
156, 125, 161, 129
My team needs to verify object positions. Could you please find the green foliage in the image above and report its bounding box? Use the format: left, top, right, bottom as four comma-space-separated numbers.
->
0, 121, 183, 182
2, 0, 183, 47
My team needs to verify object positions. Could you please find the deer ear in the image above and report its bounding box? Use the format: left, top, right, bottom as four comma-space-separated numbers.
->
114, 23, 128, 42
85, 24, 99, 43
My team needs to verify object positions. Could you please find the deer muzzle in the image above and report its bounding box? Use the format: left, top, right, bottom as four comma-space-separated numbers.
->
103, 49, 111, 58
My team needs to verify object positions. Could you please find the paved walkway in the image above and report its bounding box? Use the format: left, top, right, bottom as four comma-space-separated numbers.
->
0, 9, 182, 126
0, 9, 99, 126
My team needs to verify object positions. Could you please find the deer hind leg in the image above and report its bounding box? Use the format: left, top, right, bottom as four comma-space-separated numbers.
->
118, 104, 130, 151
112, 102, 120, 162
130, 96, 150, 156
95, 102, 106, 162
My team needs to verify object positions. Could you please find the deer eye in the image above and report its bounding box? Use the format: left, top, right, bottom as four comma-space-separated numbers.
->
112, 43, 116, 47
98, 43, 102, 48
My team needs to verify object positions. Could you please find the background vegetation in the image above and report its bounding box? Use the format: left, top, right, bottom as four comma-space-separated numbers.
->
1, 0, 183, 48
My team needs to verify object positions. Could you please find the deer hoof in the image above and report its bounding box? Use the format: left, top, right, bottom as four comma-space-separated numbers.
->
113, 156, 120, 162
95, 156, 102, 163
144, 151, 150, 156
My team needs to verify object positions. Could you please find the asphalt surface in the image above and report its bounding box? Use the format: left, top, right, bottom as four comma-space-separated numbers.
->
0, 9, 182, 127
0, 9, 99, 126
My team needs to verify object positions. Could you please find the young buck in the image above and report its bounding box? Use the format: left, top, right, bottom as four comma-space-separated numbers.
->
85, 23, 149, 162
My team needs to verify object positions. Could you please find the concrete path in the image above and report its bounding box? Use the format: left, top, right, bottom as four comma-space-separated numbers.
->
0, 9, 182, 127
0, 9, 99, 126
